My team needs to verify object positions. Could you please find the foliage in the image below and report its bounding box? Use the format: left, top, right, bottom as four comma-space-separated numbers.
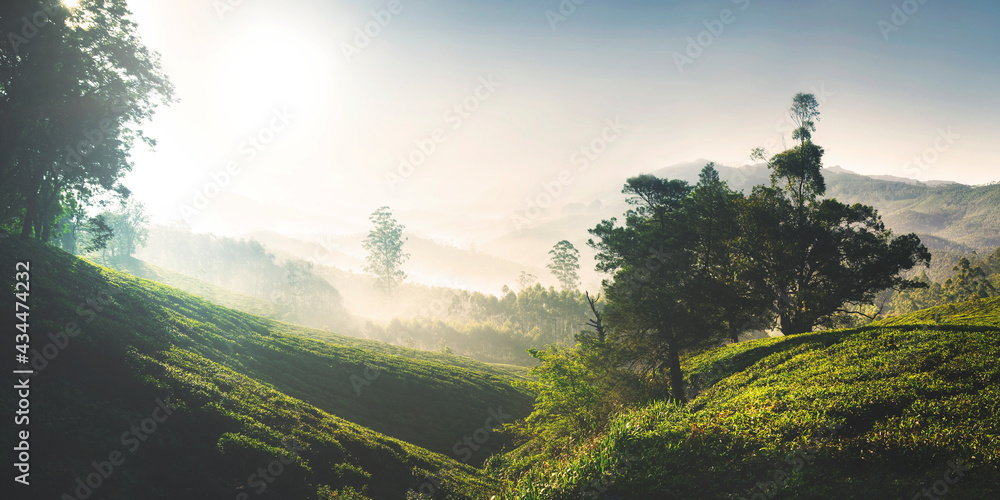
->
747, 94, 931, 334
0, 235, 531, 498
363, 206, 410, 295
508, 338, 665, 461
364, 284, 597, 365
83, 198, 150, 262
888, 247, 1000, 314
588, 165, 767, 402
498, 300, 1000, 499
132, 223, 347, 330
0, 0, 174, 239
79, 213, 114, 253
546, 240, 580, 291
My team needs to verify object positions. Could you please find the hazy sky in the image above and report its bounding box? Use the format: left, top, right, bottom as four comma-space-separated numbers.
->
119, 0, 1000, 242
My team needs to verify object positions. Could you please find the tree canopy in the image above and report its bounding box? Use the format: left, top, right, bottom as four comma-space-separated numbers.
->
585, 94, 931, 404
1, 0, 174, 240
363, 206, 410, 295
547, 240, 581, 291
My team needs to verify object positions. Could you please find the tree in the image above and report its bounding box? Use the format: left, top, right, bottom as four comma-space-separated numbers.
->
589, 173, 729, 402
547, 240, 581, 291
515, 271, 537, 293
789, 92, 821, 144
362, 206, 409, 295
943, 257, 995, 302
0, 0, 174, 239
105, 199, 149, 260
78, 214, 114, 254
749, 93, 931, 334
687, 164, 773, 342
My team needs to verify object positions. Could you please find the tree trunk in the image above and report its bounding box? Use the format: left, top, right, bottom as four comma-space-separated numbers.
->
779, 311, 792, 335
667, 334, 686, 404
20, 187, 37, 239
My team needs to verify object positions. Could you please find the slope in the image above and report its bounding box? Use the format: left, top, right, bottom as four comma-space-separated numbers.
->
499, 300, 1000, 499
107, 256, 283, 319
0, 233, 532, 499
106, 255, 529, 380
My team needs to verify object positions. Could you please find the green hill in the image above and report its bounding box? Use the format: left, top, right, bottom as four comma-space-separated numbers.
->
498, 299, 1000, 499
106, 256, 283, 318
104, 255, 530, 381
0, 234, 532, 499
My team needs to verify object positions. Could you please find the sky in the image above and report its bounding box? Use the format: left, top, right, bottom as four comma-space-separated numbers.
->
116, 0, 1000, 243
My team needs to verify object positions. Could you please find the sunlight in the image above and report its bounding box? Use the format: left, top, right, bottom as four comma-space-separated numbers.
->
62, 0, 80, 8
214, 28, 334, 117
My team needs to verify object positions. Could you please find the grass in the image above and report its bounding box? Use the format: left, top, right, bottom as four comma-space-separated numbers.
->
109, 255, 531, 381
106, 256, 283, 318
9, 230, 1000, 499
1, 234, 533, 499
497, 301, 1000, 499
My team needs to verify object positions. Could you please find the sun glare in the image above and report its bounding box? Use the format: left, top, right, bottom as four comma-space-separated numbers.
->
215, 29, 334, 115
62, 0, 80, 9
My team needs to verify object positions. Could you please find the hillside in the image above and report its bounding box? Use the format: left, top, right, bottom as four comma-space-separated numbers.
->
0, 234, 532, 499
103, 255, 532, 378
107, 256, 283, 319
498, 299, 1000, 499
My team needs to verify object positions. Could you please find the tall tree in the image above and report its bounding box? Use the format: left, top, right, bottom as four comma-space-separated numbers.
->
547, 240, 581, 291
789, 92, 821, 144
362, 206, 410, 295
749, 93, 931, 334
687, 164, 773, 342
0, 0, 174, 239
589, 174, 725, 403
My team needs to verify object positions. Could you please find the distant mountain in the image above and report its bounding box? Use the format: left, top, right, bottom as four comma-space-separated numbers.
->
479, 160, 1000, 288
